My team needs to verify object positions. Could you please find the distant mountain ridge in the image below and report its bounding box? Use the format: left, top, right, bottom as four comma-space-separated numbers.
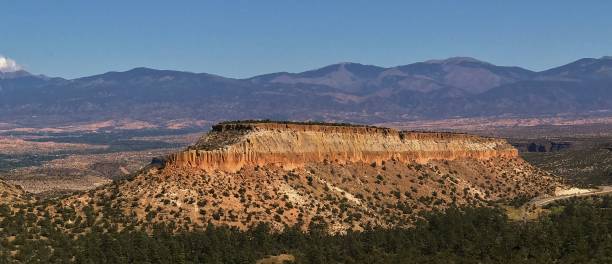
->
249, 57, 534, 95
1, 56, 611, 126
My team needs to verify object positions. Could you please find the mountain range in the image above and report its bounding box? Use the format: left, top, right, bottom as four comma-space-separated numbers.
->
1, 56, 612, 126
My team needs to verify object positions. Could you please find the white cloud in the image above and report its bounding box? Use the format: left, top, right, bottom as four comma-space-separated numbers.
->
0, 55, 22, 72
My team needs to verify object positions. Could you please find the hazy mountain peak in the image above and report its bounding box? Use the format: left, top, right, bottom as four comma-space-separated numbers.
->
129, 66, 157, 72
540, 56, 612, 79
306, 62, 380, 73
425, 57, 491, 65
122, 67, 180, 75
0, 70, 33, 79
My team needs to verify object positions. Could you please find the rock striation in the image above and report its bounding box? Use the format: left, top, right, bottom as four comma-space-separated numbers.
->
166, 121, 518, 172
57, 121, 559, 232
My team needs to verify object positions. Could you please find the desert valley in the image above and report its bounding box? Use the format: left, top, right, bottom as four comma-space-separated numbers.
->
2, 2, 612, 263
0, 118, 610, 262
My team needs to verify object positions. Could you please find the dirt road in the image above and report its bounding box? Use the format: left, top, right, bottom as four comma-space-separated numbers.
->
529, 186, 612, 207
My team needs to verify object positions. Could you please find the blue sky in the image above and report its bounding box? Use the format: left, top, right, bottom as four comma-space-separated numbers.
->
2, 0, 612, 78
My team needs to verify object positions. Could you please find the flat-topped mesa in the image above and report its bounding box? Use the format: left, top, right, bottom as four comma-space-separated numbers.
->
165, 121, 519, 172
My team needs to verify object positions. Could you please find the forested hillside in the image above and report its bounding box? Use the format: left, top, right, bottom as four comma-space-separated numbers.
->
1, 197, 610, 263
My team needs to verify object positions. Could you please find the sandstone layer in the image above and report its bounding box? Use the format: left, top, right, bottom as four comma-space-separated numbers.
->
167, 122, 518, 172
52, 121, 559, 233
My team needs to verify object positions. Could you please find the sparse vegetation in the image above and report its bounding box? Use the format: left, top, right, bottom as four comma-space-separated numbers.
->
0, 197, 610, 263
519, 137, 612, 187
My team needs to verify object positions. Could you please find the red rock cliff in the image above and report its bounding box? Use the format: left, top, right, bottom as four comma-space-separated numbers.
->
165, 122, 518, 172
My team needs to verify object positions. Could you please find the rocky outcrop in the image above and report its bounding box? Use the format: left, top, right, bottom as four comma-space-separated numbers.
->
58, 121, 558, 232
166, 122, 519, 172
511, 140, 572, 153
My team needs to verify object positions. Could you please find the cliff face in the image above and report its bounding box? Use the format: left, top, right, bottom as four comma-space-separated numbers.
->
166, 122, 518, 172
58, 121, 559, 232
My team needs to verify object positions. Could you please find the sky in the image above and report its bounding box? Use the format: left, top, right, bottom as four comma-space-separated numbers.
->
2, 0, 612, 79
